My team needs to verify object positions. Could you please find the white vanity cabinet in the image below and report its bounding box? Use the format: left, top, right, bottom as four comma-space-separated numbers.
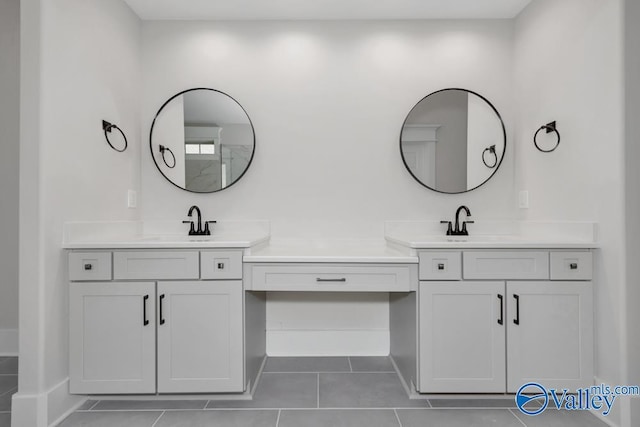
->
69, 281, 156, 394
68, 250, 245, 395
417, 250, 594, 394
505, 281, 593, 392
156, 281, 243, 393
419, 281, 506, 393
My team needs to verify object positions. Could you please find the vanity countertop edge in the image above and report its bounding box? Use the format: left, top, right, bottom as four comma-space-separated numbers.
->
63, 235, 270, 250
242, 239, 418, 264
384, 235, 599, 251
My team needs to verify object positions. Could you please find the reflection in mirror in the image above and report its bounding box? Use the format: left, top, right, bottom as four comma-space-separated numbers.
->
150, 88, 255, 193
400, 89, 505, 194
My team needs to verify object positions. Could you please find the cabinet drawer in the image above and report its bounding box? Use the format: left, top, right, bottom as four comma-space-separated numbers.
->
419, 251, 461, 281
201, 251, 243, 280
69, 252, 112, 281
550, 252, 592, 280
463, 251, 549, 280
246, 263, 416, 292
114, 251, 199, 280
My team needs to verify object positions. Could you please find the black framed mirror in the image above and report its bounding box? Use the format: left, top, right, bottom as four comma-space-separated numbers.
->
400, 88, 506, 194
150, 88, 256, 193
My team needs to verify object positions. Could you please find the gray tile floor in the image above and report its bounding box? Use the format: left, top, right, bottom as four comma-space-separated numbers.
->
0, 357, 18, 427
2, 357, 611, 427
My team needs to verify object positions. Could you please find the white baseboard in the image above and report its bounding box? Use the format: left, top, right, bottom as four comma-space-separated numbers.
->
10, 392, 48, 427
48, 378, 85, 426
266, 329, 389, 356
0, 329, 18, 356
10, 378, 86, 427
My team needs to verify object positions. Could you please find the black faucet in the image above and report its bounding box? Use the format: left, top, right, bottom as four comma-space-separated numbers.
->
441, 205, 474, 236
183, 205, 216, 236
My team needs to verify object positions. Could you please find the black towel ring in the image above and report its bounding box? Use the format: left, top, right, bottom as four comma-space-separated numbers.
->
159, 145, 176, 169
482, 145, 498, 168
102, 120, 128, 152
534, 121, 560, 153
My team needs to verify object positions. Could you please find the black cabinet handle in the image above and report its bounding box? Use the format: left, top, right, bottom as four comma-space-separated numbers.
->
513, 294, 520, 325
437, 263, 445, 271
143, 295, 149, 326
84, 263, 93, 271
570, 263, 578, 270
159, 294, 166, 325
497, 294, 504, 325
316, 278, 347, 282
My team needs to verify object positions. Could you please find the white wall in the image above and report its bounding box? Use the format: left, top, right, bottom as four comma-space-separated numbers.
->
514, 0, 625, 424
0, 0, 20, 356
14, 0, 142, 425
624, 0, 640, 425
141, 21, 516, 229
152, 95, 186, 187
141, 20, 516, 355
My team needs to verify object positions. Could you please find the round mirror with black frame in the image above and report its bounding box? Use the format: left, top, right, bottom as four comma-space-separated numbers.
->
400, 88, 506, 194
150, 88, 256, 193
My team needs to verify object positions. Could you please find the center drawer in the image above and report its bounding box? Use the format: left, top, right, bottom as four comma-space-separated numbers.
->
462, 251, 549, 280
245, 263, 416, 292
113, 251, 200, 280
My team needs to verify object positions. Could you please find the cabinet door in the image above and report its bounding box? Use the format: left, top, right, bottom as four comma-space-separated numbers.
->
157, 281, 244, 393
419, 281, 506, 393
69, 282, 156, 394
506, 281, 593, 392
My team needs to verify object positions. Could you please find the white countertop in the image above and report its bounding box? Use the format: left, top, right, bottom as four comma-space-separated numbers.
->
384, 220, 599, 251
62, 220, 271, 250
243, 239, 417, 263
64, 234, 270, 249
385, 234, 598, 250
62, 220, 598, 253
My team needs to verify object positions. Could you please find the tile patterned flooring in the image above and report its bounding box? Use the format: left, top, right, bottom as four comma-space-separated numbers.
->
0, 356, 610, 427
0, 357, 18, 427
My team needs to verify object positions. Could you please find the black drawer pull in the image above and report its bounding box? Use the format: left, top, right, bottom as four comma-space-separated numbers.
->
569, 263, 578, 270
437, 263, 445, 271
143, 295, 149, 326
159, 294, 166, 325
84, 263, 93, 271
513, 294, 520, 325
316, 278, 347, 283
497, 294, 504, 325
218, 262, 225, 269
